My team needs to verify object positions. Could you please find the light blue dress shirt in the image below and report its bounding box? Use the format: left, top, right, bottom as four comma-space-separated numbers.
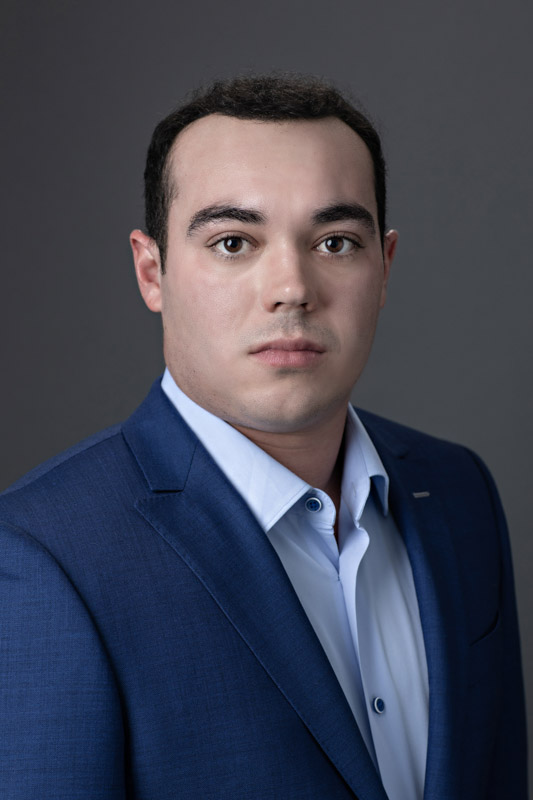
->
162, 369, 429, 800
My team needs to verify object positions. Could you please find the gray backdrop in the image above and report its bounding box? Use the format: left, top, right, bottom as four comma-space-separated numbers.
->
2, 0, 531, 786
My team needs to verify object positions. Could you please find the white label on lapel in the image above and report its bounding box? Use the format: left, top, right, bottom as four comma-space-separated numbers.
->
412, 491, 431, 498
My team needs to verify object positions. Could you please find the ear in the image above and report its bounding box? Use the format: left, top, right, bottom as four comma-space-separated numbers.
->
130, 229, 163, 312
379, 229, 398, 308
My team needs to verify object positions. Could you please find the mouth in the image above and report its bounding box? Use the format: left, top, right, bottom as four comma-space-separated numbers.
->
249, 338, 325, 368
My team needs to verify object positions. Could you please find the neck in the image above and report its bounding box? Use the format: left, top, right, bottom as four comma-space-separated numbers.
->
232, 407, 348, 505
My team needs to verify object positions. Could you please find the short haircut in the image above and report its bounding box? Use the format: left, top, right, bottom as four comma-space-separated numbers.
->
144, 74, 387, 270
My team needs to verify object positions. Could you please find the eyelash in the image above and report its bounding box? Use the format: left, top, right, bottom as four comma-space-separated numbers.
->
208, 232, 363, 260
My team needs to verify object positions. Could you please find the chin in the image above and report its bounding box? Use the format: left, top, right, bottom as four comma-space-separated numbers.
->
228, 393, 345, 434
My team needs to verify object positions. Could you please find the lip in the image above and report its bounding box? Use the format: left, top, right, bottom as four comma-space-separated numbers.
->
249, 338, 325, 368
250, 338, 325, 354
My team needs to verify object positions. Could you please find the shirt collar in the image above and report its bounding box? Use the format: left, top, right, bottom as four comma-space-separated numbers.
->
343, 406, 389, 521
161, 368, 389, 531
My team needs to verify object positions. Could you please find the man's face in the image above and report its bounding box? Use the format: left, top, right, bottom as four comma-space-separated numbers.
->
133, 114, 397, 435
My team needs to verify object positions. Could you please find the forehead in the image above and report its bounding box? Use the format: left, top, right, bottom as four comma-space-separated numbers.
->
167, 114, 377, 219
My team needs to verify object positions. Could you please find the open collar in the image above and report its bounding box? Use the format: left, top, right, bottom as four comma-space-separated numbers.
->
161, 368, 389, 530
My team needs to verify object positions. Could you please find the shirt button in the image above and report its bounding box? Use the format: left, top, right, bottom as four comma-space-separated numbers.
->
372, 697, 385, 714
305, 496, 322, 513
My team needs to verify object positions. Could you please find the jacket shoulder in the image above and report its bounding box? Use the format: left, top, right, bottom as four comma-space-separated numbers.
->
1, 423, 124, 496
355, 406, 472, 460
0, 421, 145, 533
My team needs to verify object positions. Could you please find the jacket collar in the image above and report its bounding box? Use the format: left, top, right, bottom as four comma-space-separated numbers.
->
122, 379, 198, 492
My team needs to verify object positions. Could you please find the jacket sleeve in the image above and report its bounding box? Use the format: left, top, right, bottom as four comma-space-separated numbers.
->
467, 451, 528, 798
0, 522, 126, 799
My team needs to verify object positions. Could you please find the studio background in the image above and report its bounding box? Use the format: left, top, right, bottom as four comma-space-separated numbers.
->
2, 0, 531, 786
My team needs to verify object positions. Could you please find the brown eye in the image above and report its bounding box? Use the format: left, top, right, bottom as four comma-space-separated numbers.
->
223, 237, 243, 253
316, 236, 357, 255
212, 236, 252, 257
325, 237, 343, 253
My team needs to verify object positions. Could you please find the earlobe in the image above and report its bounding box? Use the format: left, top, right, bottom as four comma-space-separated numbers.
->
380, 229, 398, 307
130, 229, 163, 313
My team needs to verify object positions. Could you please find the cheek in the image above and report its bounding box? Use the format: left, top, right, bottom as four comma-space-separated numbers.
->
163, 268, 247, 350
334, 280, 382, 337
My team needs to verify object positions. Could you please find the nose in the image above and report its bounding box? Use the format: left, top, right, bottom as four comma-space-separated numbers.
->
260, 244, 318, 313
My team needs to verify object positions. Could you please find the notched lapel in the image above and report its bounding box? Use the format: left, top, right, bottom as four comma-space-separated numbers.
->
136, 442, 387, 800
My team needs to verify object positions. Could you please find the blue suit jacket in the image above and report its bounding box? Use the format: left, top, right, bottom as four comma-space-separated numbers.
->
0, 381, 527, 798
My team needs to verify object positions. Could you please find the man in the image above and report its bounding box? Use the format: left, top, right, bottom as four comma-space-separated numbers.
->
0, 75, 527, 798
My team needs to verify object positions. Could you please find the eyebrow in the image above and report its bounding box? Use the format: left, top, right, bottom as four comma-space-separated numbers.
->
186, 200, 376, 237
311, 202, 376, 235
186, 205, 267, 236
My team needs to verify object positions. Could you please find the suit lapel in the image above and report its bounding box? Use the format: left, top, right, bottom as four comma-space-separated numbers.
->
124, 385, 388, 800
360, 413, 469, 799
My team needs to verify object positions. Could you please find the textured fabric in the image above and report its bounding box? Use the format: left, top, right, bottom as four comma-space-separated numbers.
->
0, 379, 527, 799
162, 369, 429, 799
